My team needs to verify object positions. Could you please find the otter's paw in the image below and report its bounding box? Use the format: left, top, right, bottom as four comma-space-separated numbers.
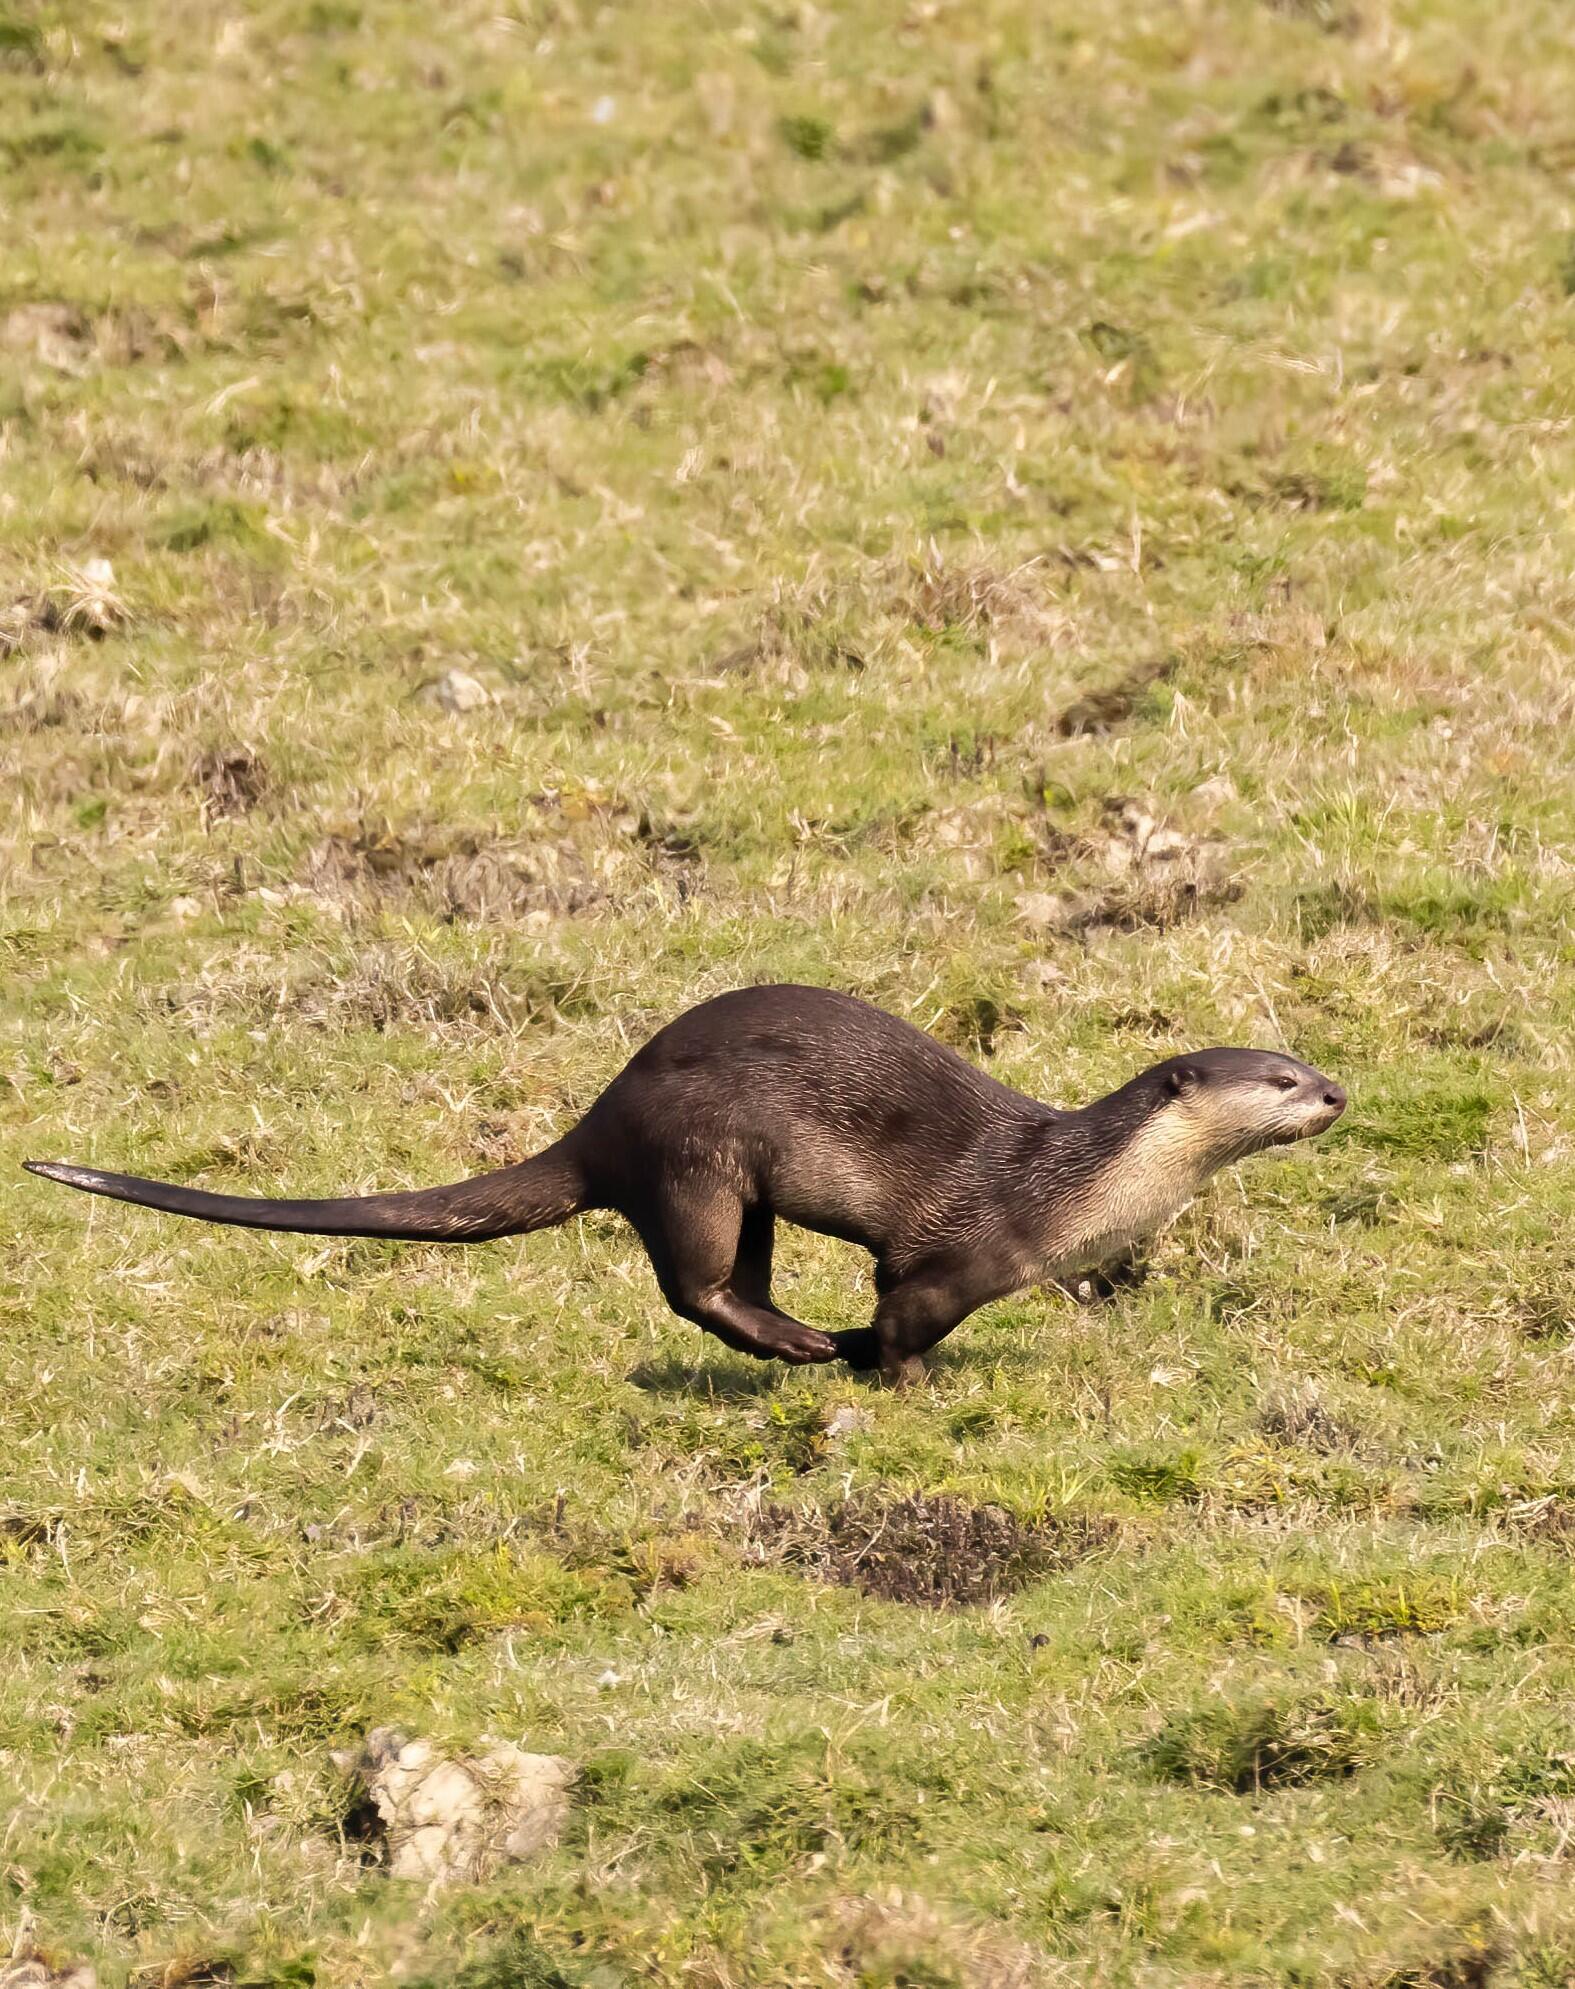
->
771, 1321, 840, 1365
829, 1327, 882, 1371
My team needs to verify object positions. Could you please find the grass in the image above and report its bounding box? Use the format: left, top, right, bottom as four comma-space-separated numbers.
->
4, 0, 1575, 1981
1149, 1690, 1385, 1794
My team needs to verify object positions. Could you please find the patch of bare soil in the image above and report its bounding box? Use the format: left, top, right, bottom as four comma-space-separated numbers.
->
750, 1492, 1113, 1608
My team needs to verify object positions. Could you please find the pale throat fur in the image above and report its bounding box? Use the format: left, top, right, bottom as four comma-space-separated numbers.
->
1035, 1104, 1228, 1280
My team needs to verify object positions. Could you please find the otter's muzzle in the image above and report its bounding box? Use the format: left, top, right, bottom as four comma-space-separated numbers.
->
1301, 1078, 1347, 1138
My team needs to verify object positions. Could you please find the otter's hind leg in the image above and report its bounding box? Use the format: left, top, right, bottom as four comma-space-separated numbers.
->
731, 1204, 776, 1306
635, 1182, 837, 1366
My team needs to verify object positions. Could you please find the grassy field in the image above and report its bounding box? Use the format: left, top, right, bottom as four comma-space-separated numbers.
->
4, 0, 1575, 1981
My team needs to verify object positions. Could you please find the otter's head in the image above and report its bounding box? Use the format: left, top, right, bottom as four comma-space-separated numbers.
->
1144, 1048, 1346, 1166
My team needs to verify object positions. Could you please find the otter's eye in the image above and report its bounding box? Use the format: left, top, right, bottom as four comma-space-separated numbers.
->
1271, 1073, 1298, 1091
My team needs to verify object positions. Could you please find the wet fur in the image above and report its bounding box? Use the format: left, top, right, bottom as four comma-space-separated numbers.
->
25, 984, 1345, 1383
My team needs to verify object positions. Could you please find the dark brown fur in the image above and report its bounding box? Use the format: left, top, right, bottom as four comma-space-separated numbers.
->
25, 985, 1346, 1382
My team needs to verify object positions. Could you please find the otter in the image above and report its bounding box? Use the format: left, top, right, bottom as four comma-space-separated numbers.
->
24, 984, 1345, 1384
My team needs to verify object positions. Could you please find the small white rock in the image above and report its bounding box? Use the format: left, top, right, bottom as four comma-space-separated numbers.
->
431, 669, 490, 713
0, 1958, 97, 1989
345, 1728, 573, 1885
1020, 959, 1067, 990
824, 1404, 870, 1441
1014, 890, 1068, 929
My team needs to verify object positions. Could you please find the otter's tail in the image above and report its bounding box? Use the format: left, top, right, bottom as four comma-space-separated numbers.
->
22, 1145, 588, 1243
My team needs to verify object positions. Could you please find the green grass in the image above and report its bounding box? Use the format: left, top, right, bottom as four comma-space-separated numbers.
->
4, 0, 1575, 1981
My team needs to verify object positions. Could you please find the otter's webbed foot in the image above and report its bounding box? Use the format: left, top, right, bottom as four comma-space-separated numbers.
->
830, 1329, 927, 1389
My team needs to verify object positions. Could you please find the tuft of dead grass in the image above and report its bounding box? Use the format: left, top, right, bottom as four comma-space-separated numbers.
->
1361, 1946, 1502, 1989
193, 744, 267, 822
0, 1952, 97, 1989
1, 561, 128, 652
1258, 1375, 1362, 1454
896, 545, 1058, 638
1055, 656, 1177, 738
1150, 1690, 1383, 1793
1019, 796, 1240, 934
826, 1889, 1044, 1989
303, 825, 607, 924
749, 1493, 1113, 1608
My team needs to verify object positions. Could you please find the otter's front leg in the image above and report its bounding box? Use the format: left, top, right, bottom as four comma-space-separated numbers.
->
832, 1256, 1011, 1388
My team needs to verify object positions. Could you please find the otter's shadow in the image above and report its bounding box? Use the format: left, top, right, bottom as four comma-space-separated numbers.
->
626, 1357, 790, 1400
628, 1334, 976, 1398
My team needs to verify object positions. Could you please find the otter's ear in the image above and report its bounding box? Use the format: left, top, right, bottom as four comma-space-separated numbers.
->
1164, 1065, 1197, 1098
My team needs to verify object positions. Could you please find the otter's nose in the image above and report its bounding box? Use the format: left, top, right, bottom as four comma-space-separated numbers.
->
1320, 1084, 1346, 1114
